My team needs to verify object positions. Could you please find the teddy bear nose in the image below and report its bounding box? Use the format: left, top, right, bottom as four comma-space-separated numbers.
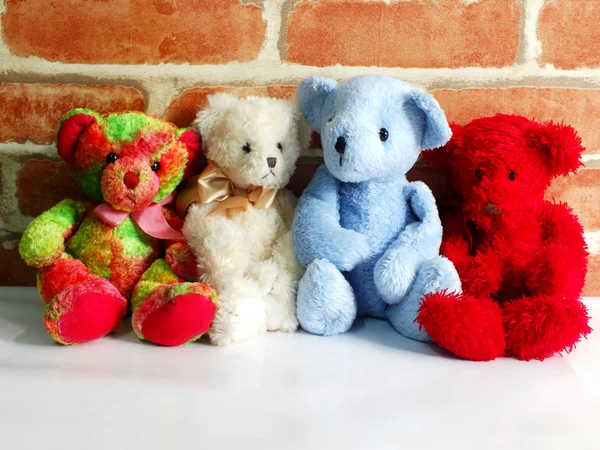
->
124, 172, 140, 190
335, 136, 346, 154
267, 157, 277, 168
483, 203, 500, 216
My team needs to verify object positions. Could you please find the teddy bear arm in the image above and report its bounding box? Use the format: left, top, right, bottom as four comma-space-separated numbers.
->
293, 167, 370, 271
530, 201, 588, 298
19, 199, 89, 268
165, 242, 200, 281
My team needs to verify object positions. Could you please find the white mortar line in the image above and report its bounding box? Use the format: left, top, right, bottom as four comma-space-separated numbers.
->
257, 0, 285, 62
585, 231, 600, 256
0, 142, 56, 156
8, 57, 600, 91
519, 0, 545, 67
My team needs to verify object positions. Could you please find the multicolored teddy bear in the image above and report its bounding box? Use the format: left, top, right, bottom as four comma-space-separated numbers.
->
19, 109, 218, 346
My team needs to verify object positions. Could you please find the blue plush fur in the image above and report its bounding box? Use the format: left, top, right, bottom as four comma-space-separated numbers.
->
293, 75, 462, 341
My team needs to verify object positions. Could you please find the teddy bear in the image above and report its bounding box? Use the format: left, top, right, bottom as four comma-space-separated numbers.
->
181, 94, 309, 346
416, 114, 591, 361
19, 108, 218, 346
292, 75, 461, 341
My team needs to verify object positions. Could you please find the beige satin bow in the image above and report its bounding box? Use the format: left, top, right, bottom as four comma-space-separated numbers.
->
176, 163, 277, 217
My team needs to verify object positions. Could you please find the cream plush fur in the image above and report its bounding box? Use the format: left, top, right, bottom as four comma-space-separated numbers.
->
183, 94, 309, 345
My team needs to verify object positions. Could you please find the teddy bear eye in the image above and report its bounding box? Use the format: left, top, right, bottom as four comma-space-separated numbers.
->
242, 143, 251, 153
105, 152, 118, 164
151, 161, 160, 172
509, 170, 517, 180
277, 143, 283, 151
475, 169, 483, 178
379, 128, 389, 142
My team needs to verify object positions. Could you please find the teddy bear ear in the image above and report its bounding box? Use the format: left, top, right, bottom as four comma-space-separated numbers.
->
56, 112, 97, 165
194, 93, 239, 138
421, 123, 463, 170
296, 76, 337, 132
529, 121, 584, 177
409, 89, 452, 151
177, 129, 205, 180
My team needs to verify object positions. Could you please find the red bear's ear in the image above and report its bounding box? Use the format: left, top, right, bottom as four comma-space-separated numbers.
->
421, 123, 463, 171
56, 113, 97, 165
529, 121, 584, 177
178, 129, 206, 180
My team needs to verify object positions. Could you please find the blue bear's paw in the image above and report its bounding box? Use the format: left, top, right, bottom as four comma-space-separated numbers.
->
328, 229, 371, 272
374, 246, 420, 304
297, 259, 357, 336
386, 256, 461, 342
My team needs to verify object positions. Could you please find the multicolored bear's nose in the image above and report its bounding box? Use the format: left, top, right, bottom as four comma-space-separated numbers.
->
124, 172, 140, 190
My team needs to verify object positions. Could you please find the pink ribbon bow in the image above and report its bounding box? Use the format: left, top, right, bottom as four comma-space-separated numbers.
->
93, 193, 184, 241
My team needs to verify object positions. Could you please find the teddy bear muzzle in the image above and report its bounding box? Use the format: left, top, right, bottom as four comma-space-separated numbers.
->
100, 157, 160, 212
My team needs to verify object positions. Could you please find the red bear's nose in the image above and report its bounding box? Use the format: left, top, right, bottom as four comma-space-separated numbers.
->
124, 172, 140, 190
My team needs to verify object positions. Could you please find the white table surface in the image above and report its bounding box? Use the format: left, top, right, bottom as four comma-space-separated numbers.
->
1, 287, 599, 450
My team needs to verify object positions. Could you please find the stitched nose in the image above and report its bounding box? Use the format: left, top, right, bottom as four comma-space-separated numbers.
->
335, 136, 346, 154
124, 172, 140, 190
483, 203, 500, 216
267, 157, 277, 168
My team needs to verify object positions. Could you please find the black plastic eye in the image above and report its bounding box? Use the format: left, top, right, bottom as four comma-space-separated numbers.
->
475, 169, 483, 178
151, 161, 160, 172
379, 128, 389, 142
105, 152, 118, 164
242, 143, 251, 153
509, 170, 517, 180
328, 118, 333, 123
277, 143, 283, 151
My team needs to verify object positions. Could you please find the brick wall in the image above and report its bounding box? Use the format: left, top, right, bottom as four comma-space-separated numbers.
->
1, 0, 599, 294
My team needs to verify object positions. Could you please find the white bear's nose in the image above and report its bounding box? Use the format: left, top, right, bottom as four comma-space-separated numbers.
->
267, 157, 277, 168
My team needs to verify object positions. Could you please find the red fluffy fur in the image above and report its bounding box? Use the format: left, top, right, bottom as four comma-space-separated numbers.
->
417, 114, 591, 361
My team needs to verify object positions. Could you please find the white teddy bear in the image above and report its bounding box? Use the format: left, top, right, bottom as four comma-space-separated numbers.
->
181, 93, 309, 345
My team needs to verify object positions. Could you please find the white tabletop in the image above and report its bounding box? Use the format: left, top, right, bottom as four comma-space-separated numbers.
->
0, 287, 599, 450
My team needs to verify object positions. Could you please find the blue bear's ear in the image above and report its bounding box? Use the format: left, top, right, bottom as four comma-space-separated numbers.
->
297, 77, 337, 132
410, 90, 452, 150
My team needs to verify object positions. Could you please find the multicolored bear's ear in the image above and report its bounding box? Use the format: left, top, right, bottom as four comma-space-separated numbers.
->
56, 113, 97, 165
529, 121, 584, 177
178, 129, 205, 179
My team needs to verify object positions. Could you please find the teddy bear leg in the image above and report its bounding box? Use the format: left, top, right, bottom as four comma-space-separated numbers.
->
208, 277, 267, 346
417, 292, 506, 361
263, 267, 299, 332
386, 256, 461, 342
297, 259, 357, 336
131, 259, 217, 346
41, 259, 127, 345
503, 295, 591, 361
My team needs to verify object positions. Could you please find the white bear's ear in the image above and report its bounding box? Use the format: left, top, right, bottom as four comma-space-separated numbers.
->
409, 89, 452, 151
194, 93, 239, 138
297, 76, 337, 132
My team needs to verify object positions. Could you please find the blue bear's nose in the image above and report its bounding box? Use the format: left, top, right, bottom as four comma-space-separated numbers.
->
335, 136, 346, 154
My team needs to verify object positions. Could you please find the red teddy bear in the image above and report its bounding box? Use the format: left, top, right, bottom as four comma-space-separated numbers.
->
417, 114, 591, 361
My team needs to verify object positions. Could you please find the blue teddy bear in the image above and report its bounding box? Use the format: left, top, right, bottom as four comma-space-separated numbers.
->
292, 75, 461, 341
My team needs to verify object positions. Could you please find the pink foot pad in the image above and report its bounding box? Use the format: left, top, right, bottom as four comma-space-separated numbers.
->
44, 278, 127, 345
139, 293, 217, 346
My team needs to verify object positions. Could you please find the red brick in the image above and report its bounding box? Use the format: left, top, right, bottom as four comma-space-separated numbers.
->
286, 0, 520, 68
546, 169, 600, 231
583, 255, 600, 297
0, 245, 36, 286
165, 86, 298, 128
433, 88, 600, 154
2, 0, 265, 64
17, 160, 86, 217
539, 0, 600, 69
0, 84, 145, 144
